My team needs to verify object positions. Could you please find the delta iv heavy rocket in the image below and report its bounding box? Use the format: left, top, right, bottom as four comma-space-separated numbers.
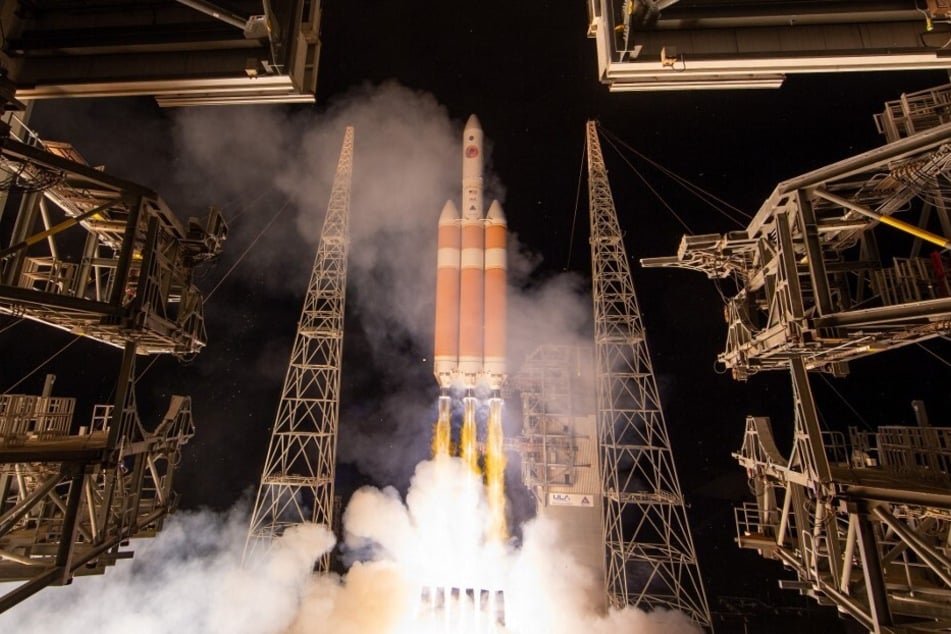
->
432, 115, 508, 542
434, 114, 507, 394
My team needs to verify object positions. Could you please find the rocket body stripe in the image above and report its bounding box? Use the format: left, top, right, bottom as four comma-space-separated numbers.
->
436, 247, 460, 267
459, 248, 485, 267
483, 248, 506, 268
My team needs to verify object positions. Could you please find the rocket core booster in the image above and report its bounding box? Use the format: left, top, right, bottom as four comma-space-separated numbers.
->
433, 115, 507, 393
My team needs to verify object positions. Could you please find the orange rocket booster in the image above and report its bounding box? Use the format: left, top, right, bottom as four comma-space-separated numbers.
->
433, 200, 461, 387
432, 115, 506, 391
483, 200, 506, 390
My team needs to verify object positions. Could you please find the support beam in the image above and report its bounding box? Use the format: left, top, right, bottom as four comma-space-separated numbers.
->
873, 506, 951, 588
852, 504, 894, 632
814, 188, 951, 250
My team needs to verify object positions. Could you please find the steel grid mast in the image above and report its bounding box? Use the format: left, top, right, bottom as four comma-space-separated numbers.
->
586, 121, 711, 628
245, 127, 353, 569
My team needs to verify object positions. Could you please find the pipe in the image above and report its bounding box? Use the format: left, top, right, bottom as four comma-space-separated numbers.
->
174, 0, 248, 30
813, 188, 951, 250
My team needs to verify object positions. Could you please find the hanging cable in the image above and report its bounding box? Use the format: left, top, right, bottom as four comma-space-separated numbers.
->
712, 278, 731, 304
565, 136, 587, 271
135, 355, 162, 384
224, 188, 279, 226
599, 125, 752, 227
3, 335, 81, 394
602, 125, 750, 227
598, 130, 693, 233
0, 316, 23, 335
601, 124, 752, 222
818, 374, 872, 430
204, 196, 292, 303
917, 341, 951, 368
189, 191, 278, 288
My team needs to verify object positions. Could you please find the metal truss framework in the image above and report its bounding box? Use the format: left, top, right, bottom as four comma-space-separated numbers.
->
643, 84, 951, 381
586, 121, 711, 628
0, 0, 321, 106
585, 0, 951, 91
0, 348, 196, 612
647, 86, 951, 631
733, 371, 951, 632
511, 345, 595, 507
509, 345, 606, 612
0, 115, 221, 612
245, 127, 353, 569
0, 115, 227, 357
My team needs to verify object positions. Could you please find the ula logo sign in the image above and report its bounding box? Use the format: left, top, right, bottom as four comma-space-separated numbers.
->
549, 493, 595, 508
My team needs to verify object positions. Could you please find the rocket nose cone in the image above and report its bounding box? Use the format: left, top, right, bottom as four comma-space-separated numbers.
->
465, 114, 482, 132
486, 200, 506, 221
439, 199, 460, 221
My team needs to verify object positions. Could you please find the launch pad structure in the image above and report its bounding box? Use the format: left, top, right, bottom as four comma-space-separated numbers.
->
510, 126, 716, 629
244, 126, 353, 569
586, 121, 712, 626
0, 113, 226, 611
586, 0, 951, 91
0, 0, 322, 106
509, 344, 605, 610
240, 115, 714, 630
643, 84, 951, 632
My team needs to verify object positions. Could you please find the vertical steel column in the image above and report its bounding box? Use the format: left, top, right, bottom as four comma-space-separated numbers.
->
2, 190, 42, 286
789, 357, 832, 484
108, 196, 142, 307
244, 127, 354, 571
53, 466, 86, 583
586, 120, 712, 629
851, 503, 893, 632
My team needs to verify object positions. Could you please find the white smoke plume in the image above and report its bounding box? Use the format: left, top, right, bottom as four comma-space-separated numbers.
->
2, 82, 701, 632
0, 458, 701, 634
0, 505, 333, 633
167, 81, 593, 484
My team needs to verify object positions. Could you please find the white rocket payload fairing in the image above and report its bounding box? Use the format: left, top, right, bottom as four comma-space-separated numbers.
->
434, 115, 507, 394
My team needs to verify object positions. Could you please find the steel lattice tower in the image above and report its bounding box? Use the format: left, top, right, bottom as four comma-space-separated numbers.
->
245, 127, 354, 569
586, 121, 711, 628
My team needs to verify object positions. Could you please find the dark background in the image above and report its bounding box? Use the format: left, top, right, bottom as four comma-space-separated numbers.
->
2, 2, 950, 631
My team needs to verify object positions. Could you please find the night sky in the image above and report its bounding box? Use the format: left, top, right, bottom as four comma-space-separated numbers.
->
2, 2, 951, 631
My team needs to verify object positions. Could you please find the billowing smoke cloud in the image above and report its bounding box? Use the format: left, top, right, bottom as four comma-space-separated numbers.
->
169, 81, 591, 485
0, 458, 700, 634
2, 82, 696, 631
0, 505, 334, 633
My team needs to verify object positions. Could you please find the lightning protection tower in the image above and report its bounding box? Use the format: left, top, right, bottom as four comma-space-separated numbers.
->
586, 121, 711, 628
245, 127, 353, 570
